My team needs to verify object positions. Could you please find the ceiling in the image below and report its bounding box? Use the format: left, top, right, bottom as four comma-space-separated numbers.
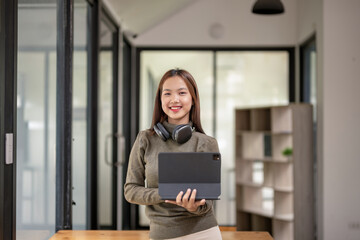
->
104, 0, 195, 36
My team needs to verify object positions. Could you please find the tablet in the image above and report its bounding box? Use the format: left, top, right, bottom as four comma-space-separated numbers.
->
158, 152, 221, 200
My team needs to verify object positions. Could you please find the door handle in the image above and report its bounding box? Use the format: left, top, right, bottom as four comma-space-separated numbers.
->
104, 133, 125, 167
5, 133, 14, 165
115, 133, 126, 167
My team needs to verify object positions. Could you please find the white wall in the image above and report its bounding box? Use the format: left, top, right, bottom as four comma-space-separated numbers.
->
322, 1, 360, 239
134, 0, 297, 46
297, 0, 360, 239
296, 0, 322, 43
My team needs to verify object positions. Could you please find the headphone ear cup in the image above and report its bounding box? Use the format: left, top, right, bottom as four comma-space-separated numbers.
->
172, 124, 193, 144
154, 123, 170, 141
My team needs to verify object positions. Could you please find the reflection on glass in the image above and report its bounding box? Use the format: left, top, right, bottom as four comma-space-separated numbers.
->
72, 1, 88, 229
17, 2, 57, 239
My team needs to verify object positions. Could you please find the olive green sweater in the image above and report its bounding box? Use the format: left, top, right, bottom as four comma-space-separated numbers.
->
124, 121, 220, 239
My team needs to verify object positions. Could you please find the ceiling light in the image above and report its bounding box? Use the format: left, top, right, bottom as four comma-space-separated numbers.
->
252, 0, 285, 15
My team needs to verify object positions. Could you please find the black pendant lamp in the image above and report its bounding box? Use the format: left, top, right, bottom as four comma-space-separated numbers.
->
252, 0, 285, 14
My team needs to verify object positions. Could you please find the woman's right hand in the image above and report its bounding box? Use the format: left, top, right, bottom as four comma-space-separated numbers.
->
165, 188, 206, 212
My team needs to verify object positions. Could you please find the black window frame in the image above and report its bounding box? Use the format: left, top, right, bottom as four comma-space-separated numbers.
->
86, 0, 100, 230
121, 35, 134, 230
56, 0, 74, 232
300, 34, 316, 102
0, 0, 18, 239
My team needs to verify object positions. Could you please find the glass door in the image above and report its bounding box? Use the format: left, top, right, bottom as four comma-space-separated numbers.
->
16, 1, 57, 239
98, 11, 119, 229
72, 2, 121, 230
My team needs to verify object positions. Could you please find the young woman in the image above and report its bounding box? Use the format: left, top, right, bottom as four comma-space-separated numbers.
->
124, 69, 222, 240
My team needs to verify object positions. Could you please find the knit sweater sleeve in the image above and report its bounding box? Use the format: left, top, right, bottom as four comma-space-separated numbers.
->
124, 131, 163, 205
191, 135, 220, 215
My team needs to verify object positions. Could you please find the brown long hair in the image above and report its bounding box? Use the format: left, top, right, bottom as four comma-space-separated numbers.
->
151, 69, 205, 134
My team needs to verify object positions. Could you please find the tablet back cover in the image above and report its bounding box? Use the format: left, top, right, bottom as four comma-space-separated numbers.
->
158, 152, 221, 200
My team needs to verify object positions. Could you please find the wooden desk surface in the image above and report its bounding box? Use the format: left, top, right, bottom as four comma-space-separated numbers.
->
50, 230, 273, 240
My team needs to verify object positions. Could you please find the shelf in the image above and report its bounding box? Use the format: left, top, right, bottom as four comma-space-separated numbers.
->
236, 130, 292, 135
242, 186, 263, 212
235, 109, 251, 131
250, 108, 271, 131
271, 157, 293, 163
274, 213, 294, 221
273, 186, 293, 192
235, 135, 243, 159
236, 181, 263, 188
235, 104, 314, 240
238, 181, 280, 191
251, 214, 273, 234
274, 192, 293, 217
274, 162, 293, 190
242, 207, 274, 219
271, 106, 293, 133
239, 131, 293, 161
272, 134, 293, 161
236, 160, 274, 187
239, 157, 293, 163
240, 157, 273, 162
241, 186, 274, 218
273, 219, 294, 240
236, 186, 244, 211
235, 159, 253, 184
241, 132, 264, 159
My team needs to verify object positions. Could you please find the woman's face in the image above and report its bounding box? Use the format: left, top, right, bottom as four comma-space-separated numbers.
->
161, 76, 193, 125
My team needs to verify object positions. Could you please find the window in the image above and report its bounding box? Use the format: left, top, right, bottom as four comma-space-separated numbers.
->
139, 49, 292, 226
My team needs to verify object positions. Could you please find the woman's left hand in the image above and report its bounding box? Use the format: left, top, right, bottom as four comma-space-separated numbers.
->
165, 188, 206, 212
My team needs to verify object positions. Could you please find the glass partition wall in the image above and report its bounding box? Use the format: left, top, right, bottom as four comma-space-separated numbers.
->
139, 50, 290, 226
17, 2, 57, 239
16, 0, 120, 235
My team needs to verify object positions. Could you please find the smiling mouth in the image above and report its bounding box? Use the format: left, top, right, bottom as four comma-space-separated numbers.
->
170, 106, 182, 111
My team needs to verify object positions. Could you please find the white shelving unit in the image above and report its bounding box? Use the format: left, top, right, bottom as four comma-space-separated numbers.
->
235, 104, 314, 240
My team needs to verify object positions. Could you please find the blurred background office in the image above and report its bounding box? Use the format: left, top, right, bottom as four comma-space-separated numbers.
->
0, 0, 359, 240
